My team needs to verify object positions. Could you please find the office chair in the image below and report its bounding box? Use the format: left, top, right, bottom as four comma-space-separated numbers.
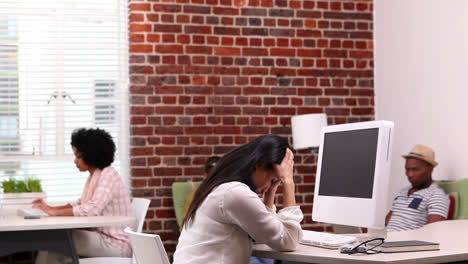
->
79, 198, 150, 264
172, 181, 201, 228
125, 227, 170, 264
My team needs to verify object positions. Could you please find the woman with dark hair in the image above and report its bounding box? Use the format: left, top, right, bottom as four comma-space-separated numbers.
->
173, 135, 303, 264
33, 128, 132, 263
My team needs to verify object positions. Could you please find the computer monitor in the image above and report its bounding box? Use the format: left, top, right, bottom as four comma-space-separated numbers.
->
312, 120, 394, 236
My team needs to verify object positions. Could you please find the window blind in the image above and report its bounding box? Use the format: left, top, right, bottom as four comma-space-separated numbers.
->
0, 0, 129, 202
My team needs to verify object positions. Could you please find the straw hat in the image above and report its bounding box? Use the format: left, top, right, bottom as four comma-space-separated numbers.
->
402, 144, 438, 167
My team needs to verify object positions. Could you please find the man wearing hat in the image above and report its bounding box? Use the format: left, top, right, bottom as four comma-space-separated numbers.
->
385, 144, 450, 232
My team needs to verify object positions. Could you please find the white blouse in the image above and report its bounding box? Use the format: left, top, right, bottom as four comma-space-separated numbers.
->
173, 182, 303, 264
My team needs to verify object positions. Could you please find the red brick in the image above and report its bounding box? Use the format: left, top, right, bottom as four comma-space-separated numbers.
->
193, 116, 206, 125
155, 45, 183, 54
131, 116, 146, 125
303, 1, 315, 9
346, 98, 357, 106
131, 136, 147, 147
162, 96, 177, 104
271, 48, 296, 57
153, 4, 182, 12
214, 47, 241, 56
130, 44, 152, 53
130, 14, 144, 22
155, 86, 183, 94
243, 107, 268, 115
241, 67, 268, 75
214, 27, 240, 35
132, 179, 147, 187
185, 106, 212, 115
131, 3, 151, 11
247, 0, 260, 7
214, 106, 241, 115
131, 147, 154, 156
242, 126, 269, 134
184, 146, 212, 155
161, 34, 175, 43
155, 147, 183, 155
130, 65, 154, 74
271, 68, 296, 76
351, 89, 374, 97
145, 34, 159, 43
146, 14, 159, 22
234, 0, 247, 6
186, 46, 212, 54
131, 106, 155, 115
270, 107, 296, 115
155, 106, 184, 114
297, 107, 323, 115
243, 87, 269, 95
223, 116, 235, 125
152, 70, 180, 79
131, 168, 152, 177
130, 34, 145, 42
162, 55, 176, 64
184, 25, 211, 34
185, 127, 213, 134
325, 108, 350, 116
132, 127, 154, 136
298, 49, 321, 57
183, 5, 211, 14
130, 23, 153, 33
290, 0, 301, 8
350, 50, 373, 58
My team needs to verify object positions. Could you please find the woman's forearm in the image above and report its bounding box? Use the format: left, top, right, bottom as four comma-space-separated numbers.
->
282, 181, 296, 207
48, 204, 74, 216
264, 191, 276, 209
50, 203, 73, 210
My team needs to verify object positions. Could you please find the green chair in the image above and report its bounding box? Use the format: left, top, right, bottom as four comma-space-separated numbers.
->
172, 181, 202, 228
438, 178, 468, 219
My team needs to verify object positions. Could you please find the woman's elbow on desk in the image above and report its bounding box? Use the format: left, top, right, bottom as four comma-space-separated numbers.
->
73, 204, 103, 216
267, 231, 302, 252
269, 239, 300, 252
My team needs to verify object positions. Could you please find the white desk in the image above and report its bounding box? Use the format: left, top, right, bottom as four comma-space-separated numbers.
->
0, 214, 135, 264
253, 220, 468, 264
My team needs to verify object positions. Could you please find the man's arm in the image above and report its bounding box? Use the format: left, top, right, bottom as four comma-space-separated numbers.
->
427, 214, 446, 224
385, 211, 392, 226
426, 190, 450, 224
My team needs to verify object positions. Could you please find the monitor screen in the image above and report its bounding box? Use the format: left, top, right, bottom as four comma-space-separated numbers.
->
312, 120, 394, 229
318, 128, 378, 199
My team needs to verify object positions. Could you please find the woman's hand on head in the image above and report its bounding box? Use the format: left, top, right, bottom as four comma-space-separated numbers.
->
274, 148, 297, 207
263, 178, 281, 209
274, 148, 295, 185
264, 178, 281, 197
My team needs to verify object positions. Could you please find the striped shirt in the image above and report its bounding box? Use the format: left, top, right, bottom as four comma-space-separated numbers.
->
72, 166, 133, 256
387, 182, 449, 232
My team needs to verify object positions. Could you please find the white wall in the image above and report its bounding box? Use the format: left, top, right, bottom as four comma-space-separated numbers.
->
374, 0, 468, 194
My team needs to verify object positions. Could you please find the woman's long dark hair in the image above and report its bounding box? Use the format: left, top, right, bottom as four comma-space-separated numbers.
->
183, 134, 290, 228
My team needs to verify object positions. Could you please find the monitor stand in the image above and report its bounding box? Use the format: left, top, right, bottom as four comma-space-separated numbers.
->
359, 227, 387, 242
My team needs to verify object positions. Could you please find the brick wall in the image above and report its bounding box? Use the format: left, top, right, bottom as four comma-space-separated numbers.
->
129, 0, 374, 255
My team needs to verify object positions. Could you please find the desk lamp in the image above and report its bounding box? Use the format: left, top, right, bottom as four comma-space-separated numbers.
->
291, 113, 327, 151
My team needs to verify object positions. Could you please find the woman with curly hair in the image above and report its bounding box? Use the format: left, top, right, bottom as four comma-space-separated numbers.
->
34, 128, 132, 263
